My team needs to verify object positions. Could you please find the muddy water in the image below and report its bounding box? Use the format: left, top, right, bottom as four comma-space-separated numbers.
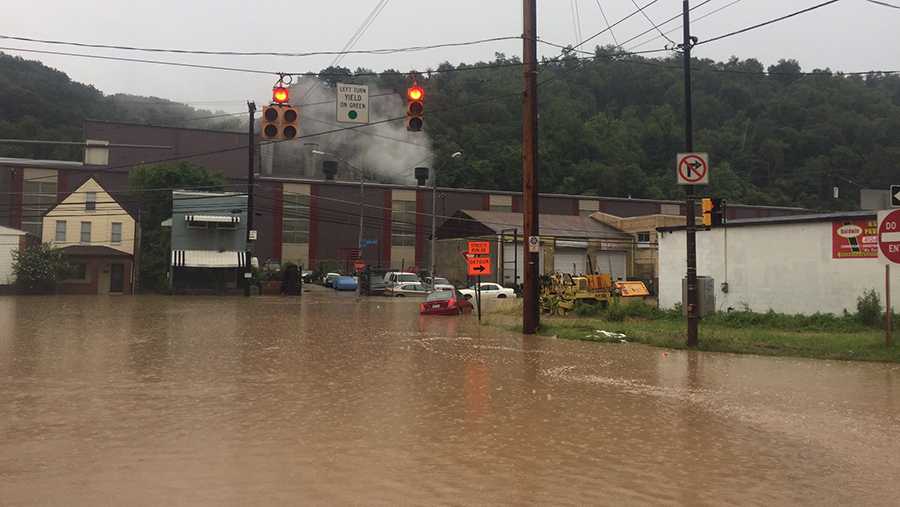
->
2, 291, 900, 505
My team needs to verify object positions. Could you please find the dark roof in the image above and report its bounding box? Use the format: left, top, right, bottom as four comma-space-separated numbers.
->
657, 210, 877, 232
59, 245, 132, 257
437, 210, 632, 240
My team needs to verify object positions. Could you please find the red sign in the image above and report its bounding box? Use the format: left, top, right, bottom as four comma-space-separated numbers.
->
879, 210, 900, 264
832, 220, 878, 259
468, 241, 490, 255
467, 257, 492, 276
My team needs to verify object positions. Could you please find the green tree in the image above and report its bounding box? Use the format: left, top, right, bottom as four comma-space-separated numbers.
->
11, 244, 72, 294
129, 162, 226, 292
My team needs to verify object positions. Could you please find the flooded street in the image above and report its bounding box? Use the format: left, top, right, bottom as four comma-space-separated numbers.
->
2, 290, 900, 505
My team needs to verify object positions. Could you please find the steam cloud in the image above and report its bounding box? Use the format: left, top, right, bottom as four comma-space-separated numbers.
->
264, 77, 433, 184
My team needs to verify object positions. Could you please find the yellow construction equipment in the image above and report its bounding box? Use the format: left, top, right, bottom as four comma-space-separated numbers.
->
540, 272, 649, 315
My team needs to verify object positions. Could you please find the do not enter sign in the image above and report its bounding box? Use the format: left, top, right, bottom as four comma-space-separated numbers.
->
879, 209, 900, 264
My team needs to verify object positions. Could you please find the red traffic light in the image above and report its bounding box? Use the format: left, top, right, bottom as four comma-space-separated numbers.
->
273, 86, 289, 104
407, 85, 424, 101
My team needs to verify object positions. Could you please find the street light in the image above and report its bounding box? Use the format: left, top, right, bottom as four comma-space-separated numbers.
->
430, 151, 463, 284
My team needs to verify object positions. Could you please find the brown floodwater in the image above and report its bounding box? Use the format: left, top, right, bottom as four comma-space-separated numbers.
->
2, 289, 900, 505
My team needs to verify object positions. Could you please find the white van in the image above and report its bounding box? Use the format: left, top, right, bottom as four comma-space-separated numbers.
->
383, 272, 420, 288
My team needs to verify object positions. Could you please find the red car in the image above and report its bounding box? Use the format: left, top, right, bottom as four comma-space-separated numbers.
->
419, 290, 474, 315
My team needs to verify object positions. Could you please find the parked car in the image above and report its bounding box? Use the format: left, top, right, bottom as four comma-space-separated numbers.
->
301, 270, 315, 282
333, 275, 358, 291
458, 282, 517, 300
323, 272, 341, 287
424, 276, 450, 286
383, 272, 420, 289
386, 282, 430, 297
419, 290, 474, 315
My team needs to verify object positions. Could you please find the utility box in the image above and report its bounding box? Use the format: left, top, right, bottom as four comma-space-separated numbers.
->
682, 276, 715, 317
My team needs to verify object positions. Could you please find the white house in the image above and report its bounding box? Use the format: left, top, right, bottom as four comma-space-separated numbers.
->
0, 225, 28, 286
657, 211, 899, 315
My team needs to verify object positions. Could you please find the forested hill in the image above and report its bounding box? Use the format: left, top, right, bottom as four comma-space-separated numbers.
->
3, 50, 900, 210
0, 52, 241, 161
409, 50, 900, 210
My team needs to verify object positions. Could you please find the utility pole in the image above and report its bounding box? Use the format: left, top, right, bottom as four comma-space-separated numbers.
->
522, 0, 540, 334
244, 100, 256, 297
682, 1, 699, 346
431, 168, 437, 282
358, 164, 364, 297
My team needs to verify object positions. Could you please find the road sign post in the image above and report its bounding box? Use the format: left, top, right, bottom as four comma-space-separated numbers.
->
336, 83, 369, 124
878, 209, 900, 347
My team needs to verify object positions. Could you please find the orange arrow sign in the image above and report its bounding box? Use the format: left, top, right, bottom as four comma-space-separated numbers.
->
467, 256, 492, 276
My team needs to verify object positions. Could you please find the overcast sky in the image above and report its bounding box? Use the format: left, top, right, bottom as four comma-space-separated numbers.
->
2, 0, 897, 111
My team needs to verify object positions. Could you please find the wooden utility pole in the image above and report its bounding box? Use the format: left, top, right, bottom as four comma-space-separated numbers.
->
888, 264, 893, 347
522, 0, 540, 334
682, 1, 699, 346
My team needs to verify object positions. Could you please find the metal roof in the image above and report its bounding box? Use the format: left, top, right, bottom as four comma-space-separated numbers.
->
657, 210, 877, 232
439, 210, 632, 240
59, 245, 132, 257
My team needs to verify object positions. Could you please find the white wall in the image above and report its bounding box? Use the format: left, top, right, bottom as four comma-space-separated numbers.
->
0, 235, 19, 284
658, 222, 900, 315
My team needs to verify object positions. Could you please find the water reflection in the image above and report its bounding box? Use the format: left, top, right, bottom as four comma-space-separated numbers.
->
1, 293, 900, 505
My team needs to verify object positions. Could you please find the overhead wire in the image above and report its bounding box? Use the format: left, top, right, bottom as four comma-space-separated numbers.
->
628, 0, 677, 45
618, 0, 717, 50
864, 0, 900, 9
626, 0, 743, 51
695, 0, 843, 46
594, 0, 620, 47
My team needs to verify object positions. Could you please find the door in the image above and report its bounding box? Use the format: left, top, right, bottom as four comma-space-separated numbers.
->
554, 247, 587, 275
109, 263, 124, 293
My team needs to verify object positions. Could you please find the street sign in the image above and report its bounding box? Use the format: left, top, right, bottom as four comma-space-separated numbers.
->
336, 83, 369, 124
676, 152, 709, 185
528, 235, 540, 253
892, 185, 900, 207
878, 209, 900, 264
248, 230, 257, 241
361, 239, 378, 247
468, 241, 490, 255
467, 256, 492, 276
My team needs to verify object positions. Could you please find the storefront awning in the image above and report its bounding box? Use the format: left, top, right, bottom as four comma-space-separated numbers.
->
184, 214, 240, 223
171, 250, 249, 268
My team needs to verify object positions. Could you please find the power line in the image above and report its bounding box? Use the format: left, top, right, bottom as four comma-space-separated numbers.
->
626, 0, 743, 51
0, 33, 521, 58
696, 0, 843, 46
572, 0, 664, 52
865, 0, 900, 9
618, 0, 717, 50
628, 0, 677, 45
594, 1, 620, 47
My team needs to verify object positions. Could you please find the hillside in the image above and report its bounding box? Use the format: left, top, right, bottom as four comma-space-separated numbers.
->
408, 50, 900, 210
0, 52, 242, 161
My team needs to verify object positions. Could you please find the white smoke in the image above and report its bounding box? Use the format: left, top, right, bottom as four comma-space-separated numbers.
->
267, 77, 433, 184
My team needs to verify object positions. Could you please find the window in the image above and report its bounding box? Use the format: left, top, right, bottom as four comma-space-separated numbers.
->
80, 222, 91, 243
637, 231, 651, 243
69, 263, 87, 280
85, 192, 97, 211
283, 193, 310, 243
22, 174, 57, 238
482, 284, 498, 291
55, 220, 66, 242
391, 200, 416, 247
111, 222, 122, 243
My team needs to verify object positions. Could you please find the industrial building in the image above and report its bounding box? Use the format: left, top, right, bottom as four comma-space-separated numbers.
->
657, 211, 898, 315
1, 121, 812, 279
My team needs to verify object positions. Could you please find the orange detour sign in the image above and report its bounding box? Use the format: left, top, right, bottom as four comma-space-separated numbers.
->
467, 256, 492, 276
468, 241, 490, 255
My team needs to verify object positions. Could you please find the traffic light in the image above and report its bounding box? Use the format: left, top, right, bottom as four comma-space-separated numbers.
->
701, 198, 726, 227
272, 86, 289, 104
260, 105, 299, 140
406, 84, 424, 132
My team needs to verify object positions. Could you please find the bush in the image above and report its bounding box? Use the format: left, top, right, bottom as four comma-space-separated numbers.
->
857, 289, 882, 327
11, 244, 72, 294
